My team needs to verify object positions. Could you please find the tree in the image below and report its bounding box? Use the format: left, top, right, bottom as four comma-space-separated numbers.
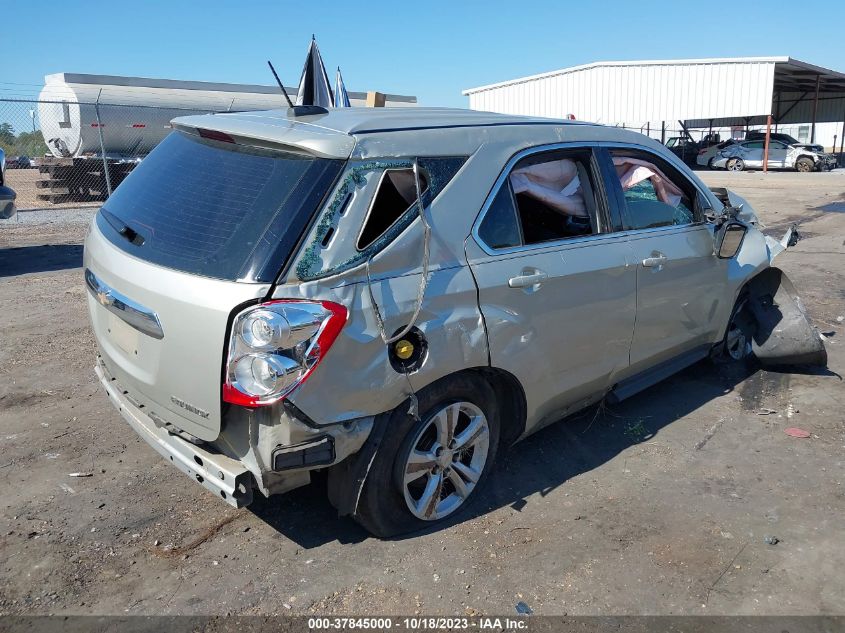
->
14, 130, 48, 157
0, 122, 15, 151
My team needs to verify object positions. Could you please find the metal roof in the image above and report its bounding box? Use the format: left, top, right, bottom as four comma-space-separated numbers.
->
463, 57, 845, 95
463, 57, 845, 127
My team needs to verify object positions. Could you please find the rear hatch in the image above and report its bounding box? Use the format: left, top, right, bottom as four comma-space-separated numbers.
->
85, 126, 345, 440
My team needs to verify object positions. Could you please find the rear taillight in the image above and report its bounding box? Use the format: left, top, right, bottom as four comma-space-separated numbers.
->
223, 300, 347, 407
698, 149, 707, 154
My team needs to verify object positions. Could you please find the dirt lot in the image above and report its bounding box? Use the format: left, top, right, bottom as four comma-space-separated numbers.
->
0, 170, 844, 616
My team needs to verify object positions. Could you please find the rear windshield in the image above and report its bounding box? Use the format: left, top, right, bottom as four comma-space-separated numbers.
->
96, 131, 343, 282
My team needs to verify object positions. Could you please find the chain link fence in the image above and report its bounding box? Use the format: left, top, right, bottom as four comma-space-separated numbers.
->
0, 98, 231, 211
2, 99, 842, 212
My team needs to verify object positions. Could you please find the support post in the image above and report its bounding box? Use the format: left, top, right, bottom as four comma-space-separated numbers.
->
661, 121, 665, 144
94, 89, 113, 198
811, 74, 820, 143
763, 114, 772, 174
840, 113, 845, 165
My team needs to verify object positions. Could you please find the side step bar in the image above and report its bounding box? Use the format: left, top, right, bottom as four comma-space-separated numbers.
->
608, 345, 710, 403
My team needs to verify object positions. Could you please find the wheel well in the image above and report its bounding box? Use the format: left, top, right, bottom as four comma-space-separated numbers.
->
724, 267, 784, 339
471, 367, 527, 447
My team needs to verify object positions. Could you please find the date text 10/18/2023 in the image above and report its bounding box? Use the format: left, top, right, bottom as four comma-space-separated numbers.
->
307, 616, 529, 630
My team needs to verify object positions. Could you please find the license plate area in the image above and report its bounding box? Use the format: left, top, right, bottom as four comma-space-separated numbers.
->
107, 312, 140, 356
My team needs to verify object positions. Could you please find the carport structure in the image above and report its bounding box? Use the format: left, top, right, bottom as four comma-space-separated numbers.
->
464, 56, 845, 159
685, 57, 845, 149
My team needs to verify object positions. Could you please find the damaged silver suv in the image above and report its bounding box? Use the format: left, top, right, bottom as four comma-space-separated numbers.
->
84, 107, 826, 537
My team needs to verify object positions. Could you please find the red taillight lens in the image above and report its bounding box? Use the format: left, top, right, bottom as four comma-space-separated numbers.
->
198, 128, 235, 143
223, 300, 347, 407
698, 149, 707, 154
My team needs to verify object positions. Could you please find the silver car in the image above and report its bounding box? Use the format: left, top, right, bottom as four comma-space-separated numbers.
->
84, 107, 826, 536
712, 139, 836, 172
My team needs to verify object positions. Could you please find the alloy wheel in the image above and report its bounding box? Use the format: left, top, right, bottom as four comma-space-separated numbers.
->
725, 322, 750, 360
401, 401, 490, 521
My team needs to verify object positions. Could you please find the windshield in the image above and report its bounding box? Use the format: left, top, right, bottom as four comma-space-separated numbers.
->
96, 131, 343, 282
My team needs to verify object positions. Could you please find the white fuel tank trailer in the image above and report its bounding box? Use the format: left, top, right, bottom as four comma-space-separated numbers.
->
38, 73, 416, 158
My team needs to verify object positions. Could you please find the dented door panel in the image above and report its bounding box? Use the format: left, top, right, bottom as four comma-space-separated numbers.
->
466, 234, 636, 432
625, 224, 728, 372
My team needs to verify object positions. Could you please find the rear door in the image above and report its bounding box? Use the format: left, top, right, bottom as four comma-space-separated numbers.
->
466, 145, 636, 428
603, 147, 727, 374
740, 141, 765, 167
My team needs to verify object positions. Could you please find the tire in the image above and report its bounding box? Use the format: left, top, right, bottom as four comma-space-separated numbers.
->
353, 373, 501, 538
795, 157, 814, 173
727, 158, 745, 172
713, 295, 755, 364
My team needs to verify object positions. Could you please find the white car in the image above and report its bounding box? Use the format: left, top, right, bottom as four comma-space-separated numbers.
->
712, 140, 835, 172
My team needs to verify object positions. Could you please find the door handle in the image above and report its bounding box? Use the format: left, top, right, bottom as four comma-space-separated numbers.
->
508, 270, 548, 288
642, 253, 668, 268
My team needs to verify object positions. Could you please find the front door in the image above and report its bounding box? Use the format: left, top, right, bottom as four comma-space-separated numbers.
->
766, 141, 789, 168
467, 146, 636, 429
603, 147, 727, 374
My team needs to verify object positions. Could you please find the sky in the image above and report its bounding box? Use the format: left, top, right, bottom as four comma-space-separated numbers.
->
2, 0, 845, 108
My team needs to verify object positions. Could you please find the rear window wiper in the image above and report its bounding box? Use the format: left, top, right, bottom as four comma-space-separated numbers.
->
101, 208, 145, 246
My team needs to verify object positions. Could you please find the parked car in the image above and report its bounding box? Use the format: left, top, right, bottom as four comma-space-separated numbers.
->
744, 131, 824, 153
697, 139, 740, 168
712, 139, 836, 172
4, 155, 33, 169
84, 108, 827, 536
664, 136, 700, 165
0, 147, 16, 219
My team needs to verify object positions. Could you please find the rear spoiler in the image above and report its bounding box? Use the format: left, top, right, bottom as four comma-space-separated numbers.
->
171, 113, 354, 160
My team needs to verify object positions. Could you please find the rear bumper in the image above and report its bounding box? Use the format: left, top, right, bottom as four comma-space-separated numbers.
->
95, 362, 254, 508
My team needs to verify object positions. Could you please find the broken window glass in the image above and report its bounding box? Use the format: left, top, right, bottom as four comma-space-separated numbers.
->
357, 169, 429, 251
609, 151, 695, 230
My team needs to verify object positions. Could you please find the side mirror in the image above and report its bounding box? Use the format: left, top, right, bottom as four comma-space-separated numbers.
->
0, 185, 16, 220
717, 222, 746, 259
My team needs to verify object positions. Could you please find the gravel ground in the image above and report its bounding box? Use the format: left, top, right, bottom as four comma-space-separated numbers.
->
0, 207, 97, 228
0, 171, 843, 616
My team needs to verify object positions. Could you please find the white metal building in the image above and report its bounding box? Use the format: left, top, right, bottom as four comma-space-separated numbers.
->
463, 57, 845, 150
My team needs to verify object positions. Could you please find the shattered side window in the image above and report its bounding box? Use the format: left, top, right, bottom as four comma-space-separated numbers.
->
357, 169, 429, 251
295, 156, 466, 281
609, 151, 696, 229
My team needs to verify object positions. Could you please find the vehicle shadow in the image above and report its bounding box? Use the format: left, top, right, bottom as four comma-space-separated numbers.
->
250, 358, 766, 547
0, 244, 83, 277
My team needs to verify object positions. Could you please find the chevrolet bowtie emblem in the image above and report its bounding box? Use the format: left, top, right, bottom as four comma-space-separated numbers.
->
97, 290, 113, 307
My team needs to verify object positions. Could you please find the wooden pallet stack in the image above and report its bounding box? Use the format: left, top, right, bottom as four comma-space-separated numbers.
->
34, 157, 135, 204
